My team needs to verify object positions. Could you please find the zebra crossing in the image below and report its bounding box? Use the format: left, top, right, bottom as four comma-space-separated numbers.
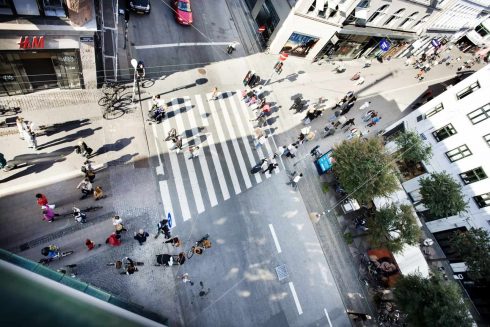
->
151, 90, 281, 225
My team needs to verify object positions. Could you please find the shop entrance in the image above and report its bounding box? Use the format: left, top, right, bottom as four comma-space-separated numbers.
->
22, 58, 58, 90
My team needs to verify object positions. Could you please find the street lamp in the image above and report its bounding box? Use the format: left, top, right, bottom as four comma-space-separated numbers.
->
131, 59, 138, 103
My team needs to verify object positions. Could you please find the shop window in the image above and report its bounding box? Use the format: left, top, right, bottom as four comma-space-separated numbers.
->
384, 9, 405, 27
446, 145, 472, 162
473, 192, 490, 208
433, 123, 457, 142
475, 23, 490, 37
426, 103, 444, 118
467, 103, 490, 124
42, 0, 66, 17
456, 81, 480, 100
399, 12, 418, 28
459, 167, 487, 185
367, 4, 389, 24
0, 0, 13, 15
12, 0, 40, 15
483, 133, 490, 146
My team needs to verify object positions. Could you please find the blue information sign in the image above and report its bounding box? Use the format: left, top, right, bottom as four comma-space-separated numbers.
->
431, 39, 441, 48
379, 38, 391, 52
167, 212, 173, 228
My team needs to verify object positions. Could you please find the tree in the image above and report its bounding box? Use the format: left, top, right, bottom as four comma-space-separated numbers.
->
394, 274, 473, 327
367, 204, 421, 253
450, 228, 490, 283
419, 172, 468, 219
395, 130, 432, 166
332, 138, 399, 204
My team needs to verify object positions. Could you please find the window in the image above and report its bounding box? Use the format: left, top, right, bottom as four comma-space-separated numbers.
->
484, 133, 490, 146
446, 145, 472, 162
399, 12, 418, 28
433, 124, 457, 142
367, 4, 389, 23
467, 103, 490, 124
384, 9, 405, 26
460, 167, 487, 185
412, 14, 429, 28
456, 81, 480, 100
0, 0, 13, 15
473, 192, 490, 208
475, 23, 490, 37
426, 103, 444, 117
42, 0, 66, 17
12, 0, 40, 15
357, 0, 370, 8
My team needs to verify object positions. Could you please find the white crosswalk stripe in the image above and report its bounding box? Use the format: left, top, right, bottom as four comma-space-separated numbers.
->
151, 90, 280, 223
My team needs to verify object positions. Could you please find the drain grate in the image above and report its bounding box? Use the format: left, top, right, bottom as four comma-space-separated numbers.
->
275, 264, 289, 281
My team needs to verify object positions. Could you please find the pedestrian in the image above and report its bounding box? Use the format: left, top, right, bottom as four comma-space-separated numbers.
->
262, 162, 278, 175
93, 186, 104, 200
287, 172, 303, 189
172, 136, 183, 152
187, 145, 200, 159
358, 101, 371, 111
164, 236, 181, 247
105, 232, 122, 247
276, 145, 287, 157
209, 87, 219, 101
16, 117, 27, 140
23, 126, 37, 150
334, 116, 347, 128
42, 205, 55, 222
121, 258, 138, 275
255, 86, 265, 99
85, 239, 96, 251
76, 177, 93, 199
227, 42, 237, 54
165, 128, 178, 142
341, 118, 355, 129
285, 143, 298, 158
36, 193, 49, 207
112, 215, 128, 234
362, 110, 377, 122
0, 152, 7, 171
75, 141, 93, 158
81, 160, 96, 182
367, 116, 381, 127
178, 273, 194, 286
155, 219, 171, 239
134, 229, 149, 245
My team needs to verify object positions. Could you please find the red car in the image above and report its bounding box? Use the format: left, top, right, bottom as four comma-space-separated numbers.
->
173, 0, 193, 25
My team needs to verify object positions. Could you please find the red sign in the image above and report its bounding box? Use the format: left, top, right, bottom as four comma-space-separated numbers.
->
258, 26, 266, 33
18, 36, 45, 49
279, 52, 289, 61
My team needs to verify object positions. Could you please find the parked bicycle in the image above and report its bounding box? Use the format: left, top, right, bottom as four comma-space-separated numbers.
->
98, 82, 132, 120
186, 234, 211, 259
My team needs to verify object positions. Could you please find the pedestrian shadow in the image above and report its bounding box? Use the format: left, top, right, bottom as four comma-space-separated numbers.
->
184, 126, 205, 138
107, 153, 139, 166
266, 127, 277, 135
266, 116, 278, 126
0, 147, 71, 182
220, 92, 236, 99
166, 105, 192, 119
94, 137, 135, 156
39, 119, 92, 137
37, 127, 103, 150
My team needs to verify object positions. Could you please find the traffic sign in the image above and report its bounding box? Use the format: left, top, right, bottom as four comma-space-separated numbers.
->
167, 212, 173, 228
258, 26, 266, 33
279, 52, 289, 61
379, 38, 390, 52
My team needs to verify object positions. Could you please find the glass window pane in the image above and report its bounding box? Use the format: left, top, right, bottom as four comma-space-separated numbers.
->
12, 0, 40, 15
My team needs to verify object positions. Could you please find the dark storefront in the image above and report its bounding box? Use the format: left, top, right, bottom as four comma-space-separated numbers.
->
246, 0, 280, 46
0, 35, 84, 96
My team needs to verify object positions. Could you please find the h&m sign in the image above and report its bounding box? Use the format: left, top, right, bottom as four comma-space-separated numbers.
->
18, 36, 45, 49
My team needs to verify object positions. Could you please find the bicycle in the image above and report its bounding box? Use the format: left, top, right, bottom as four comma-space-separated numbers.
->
187, 234, 211, 259
107, 257, 144, 269
39, 246, 74, 265
0, 104, 21, 117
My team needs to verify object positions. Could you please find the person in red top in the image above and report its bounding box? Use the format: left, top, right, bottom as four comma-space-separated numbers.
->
36, 193, 48, 207
105, 233, 121, 247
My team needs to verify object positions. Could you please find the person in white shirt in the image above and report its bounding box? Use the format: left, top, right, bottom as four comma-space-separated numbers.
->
359, 101, 371, 111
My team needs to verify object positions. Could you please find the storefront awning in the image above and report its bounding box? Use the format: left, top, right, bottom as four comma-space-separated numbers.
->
340, 24, 417, 40
465, 30, 483, 46
393, 244, 430, 278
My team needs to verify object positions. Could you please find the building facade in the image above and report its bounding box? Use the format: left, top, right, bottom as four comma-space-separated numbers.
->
383, 65, 490, 321
0, 0, 98, 96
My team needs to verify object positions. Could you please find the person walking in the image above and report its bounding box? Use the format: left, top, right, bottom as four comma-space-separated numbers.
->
285, 143, 298, 158
341, 118, 355, 129
42, 205, 55, 222
0, 152, 7, 171
16, 117, 27, 140
262, 163, 278, 175
75, 141, 93, 158
209, 87, 219, 101
155, 219, 171, 239
287, 172, 303, 190
112, 215, 128, 235
121, 258, 138, 275
187, 145, 200, 159
367, 116, 381, 127
358, 101, 371, 111
178, 273, 194, 286
164, 236, 181, 247
93, 186, 104, 200
85, 239, 96, 251
134, 229, 150, 245
76, 177, 93, 199
105, 232, 122, 246
36, 193, 49, 207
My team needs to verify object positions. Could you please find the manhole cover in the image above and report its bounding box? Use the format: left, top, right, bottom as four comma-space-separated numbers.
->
197, 68, 207, 75
275, 264, 289, 281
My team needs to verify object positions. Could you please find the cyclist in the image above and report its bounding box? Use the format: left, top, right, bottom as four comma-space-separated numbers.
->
41, 245, 59, 259
136, 61, 145, 79
148, 95, 166, 123
121, 257, 138, 275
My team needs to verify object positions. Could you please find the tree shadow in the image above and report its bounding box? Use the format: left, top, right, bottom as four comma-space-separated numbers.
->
37, 127, 103, 150
39, 119, 92, 137
1, 147, 71, 182
94, 137, 135, 156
